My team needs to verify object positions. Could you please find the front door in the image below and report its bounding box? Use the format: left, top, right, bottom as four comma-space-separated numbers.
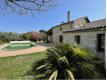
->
97, 34, 105, 52
59, 35, 63, 43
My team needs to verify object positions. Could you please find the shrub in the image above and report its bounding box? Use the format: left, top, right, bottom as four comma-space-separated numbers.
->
31, 43, 105, 80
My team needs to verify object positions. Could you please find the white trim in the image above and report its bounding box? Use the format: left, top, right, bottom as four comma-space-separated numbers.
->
10, 41, 31, 44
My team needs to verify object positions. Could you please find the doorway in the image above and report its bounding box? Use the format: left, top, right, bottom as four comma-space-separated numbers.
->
97, 34, 105, 52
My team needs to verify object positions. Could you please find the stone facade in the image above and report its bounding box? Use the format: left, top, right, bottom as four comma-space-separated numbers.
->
63, 30, 105, 59
63, 30, 105, 51
48, 35, 52, 43
51, 16, 89, 43
47, 17, 106, 59
52, 23, 71, 43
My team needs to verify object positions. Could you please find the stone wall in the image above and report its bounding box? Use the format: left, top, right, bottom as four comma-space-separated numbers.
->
52, 23, 71, 43
47, 35, 52, 42
63, 30, 105, 59
52, 17, 89, 43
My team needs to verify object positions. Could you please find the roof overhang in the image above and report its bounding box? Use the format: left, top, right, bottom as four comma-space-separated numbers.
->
63, 26, 106, 33
46, 29, 53, 35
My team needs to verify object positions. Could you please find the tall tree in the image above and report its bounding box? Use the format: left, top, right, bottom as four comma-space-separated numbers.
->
39, 29, 46, 34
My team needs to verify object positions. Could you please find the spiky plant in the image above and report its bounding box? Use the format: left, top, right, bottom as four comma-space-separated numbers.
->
34, 43, 105, 80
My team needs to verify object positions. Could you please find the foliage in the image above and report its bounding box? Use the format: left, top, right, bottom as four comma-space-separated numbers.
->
0, 40, 6, 45
20, 32, 47, 42
39, 29, 46, 34
0, 31, 21, 42
33, 43, 105, 79
39, 33, 47, 41
20, 32, 32, 40
0, 31, 47, 43
0, 0, 57, 15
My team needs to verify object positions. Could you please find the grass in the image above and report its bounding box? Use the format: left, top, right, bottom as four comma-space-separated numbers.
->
0, 52, 47, 79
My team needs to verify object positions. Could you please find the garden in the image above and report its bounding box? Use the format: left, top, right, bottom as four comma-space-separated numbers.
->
0, 43, 105, 80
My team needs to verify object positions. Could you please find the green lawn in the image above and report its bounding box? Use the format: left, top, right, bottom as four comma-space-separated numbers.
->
0, 52, 47, 79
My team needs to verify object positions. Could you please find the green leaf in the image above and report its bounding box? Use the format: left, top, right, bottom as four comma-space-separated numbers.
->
49, 70, 58, 80
79, 62, 96, 77
66, 69, 75, 80
73, 47, 95, 60
59, 56, 69, 68
36, 63, 51, 70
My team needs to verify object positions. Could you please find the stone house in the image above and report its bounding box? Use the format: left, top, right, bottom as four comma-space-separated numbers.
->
46, 12, 106, 58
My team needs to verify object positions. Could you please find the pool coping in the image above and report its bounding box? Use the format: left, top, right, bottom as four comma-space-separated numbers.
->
0, 44, 48, 57
0, 43, 10, 50
0, 42, 37, 50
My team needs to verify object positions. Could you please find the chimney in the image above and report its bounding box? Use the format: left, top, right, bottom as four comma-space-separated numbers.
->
67, 11, 71, 23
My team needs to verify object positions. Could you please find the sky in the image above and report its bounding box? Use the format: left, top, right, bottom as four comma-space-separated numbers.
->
0, 0, 106, 33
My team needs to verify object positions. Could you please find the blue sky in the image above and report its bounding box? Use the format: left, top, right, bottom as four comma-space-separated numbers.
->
0, 0, 106, 33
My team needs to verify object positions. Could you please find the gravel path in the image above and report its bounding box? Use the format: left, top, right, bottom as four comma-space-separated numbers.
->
0, 45, 48, 57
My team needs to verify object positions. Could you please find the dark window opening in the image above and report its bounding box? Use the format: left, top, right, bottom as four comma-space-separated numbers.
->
59, 35, 63, 43
75, 35, 80, 44
97, 34, 105, 52
60, 27, 62, 31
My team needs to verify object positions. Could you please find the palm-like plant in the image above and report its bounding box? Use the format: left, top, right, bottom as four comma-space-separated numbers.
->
34, 43, 105, 80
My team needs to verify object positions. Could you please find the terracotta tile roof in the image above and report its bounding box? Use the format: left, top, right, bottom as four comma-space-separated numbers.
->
83, 19, 105, 29
64, 19, 106, 33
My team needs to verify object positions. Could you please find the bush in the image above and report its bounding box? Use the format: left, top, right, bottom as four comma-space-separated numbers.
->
30, 43, 105, 80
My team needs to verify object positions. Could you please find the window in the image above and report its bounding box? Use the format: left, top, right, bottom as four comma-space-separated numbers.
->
59, 35, 63, 43
60, 27, 62, 31
75, 35, 80, 44
70, 24, 74, 29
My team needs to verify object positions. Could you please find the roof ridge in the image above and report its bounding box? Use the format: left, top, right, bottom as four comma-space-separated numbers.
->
70, 16, 88, 22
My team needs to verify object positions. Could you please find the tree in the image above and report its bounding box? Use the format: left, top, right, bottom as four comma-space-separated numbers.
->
20, 32, 32, 40
20, 32, 47, 42
0, 0, 57, 15
39, 33, 47, 41
0, 31, 20, 42
39, 29, 46, 34
30, 32, 40, 41
31, 43, 105, 79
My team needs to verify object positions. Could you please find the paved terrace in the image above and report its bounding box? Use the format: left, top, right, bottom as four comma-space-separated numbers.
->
0, 43, 50, 57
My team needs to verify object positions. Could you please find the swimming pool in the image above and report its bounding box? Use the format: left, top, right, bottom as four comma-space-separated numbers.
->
2, 41, 36, 51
